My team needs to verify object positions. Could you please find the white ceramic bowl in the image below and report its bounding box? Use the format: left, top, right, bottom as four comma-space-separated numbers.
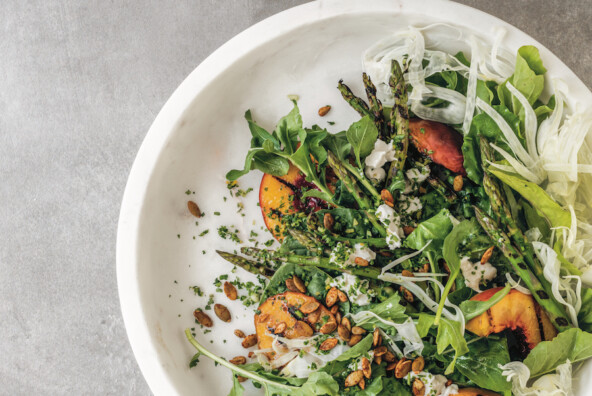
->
117, 1, 592, 394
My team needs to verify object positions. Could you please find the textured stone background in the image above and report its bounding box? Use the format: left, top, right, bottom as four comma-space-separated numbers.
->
0, 1, 589, 394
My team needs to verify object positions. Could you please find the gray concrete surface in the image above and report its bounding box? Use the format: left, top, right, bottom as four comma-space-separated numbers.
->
0, 1, 589, 395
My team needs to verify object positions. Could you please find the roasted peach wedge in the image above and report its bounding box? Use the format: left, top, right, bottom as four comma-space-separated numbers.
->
255, 291, 336, 359
466, 288, 557, 352
409, 118, 466, 175
259, 163, 328, 240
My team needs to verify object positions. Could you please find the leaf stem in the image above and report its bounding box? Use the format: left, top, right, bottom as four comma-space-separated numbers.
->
185, 329, 298, 392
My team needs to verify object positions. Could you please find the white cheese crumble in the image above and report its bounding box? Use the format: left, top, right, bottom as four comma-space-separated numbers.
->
406, 165, 430, 183
400, 195, 423, 214
329, 273, 375, 306
329, 242, 376, 268
460, 256, 497, 292
407, 371, 459, 396
364, 139, 396, 182
376, 204, 404, 249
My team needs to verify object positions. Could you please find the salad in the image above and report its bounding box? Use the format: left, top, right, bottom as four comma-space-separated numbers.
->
184, 25, 592, 396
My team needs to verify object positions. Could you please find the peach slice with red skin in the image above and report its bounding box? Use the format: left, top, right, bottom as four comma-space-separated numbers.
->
409, 118, 466, 175
466, 287, 557, 351
255, 291, 335, 359
259, 163, 328, 241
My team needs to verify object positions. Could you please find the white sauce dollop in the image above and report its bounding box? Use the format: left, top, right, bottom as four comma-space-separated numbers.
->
460, 256, 497, 292
376, 204, 404, 249
329, 273, 375, 306
407, 371, 459, 396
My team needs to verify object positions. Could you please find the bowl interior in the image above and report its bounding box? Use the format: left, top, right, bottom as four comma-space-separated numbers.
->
119, 2, 592, 394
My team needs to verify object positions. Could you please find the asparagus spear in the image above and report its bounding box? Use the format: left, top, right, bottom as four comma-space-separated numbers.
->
385, 60, 410, 189
327, 151, 387, 237
337, 79, 374, 119
473, 206, 572, 331
362, 72, 387, 139
240, 247, 383, 280
216, 250, 276, 278
479, 137, 555, 304
427, 175, 457, 203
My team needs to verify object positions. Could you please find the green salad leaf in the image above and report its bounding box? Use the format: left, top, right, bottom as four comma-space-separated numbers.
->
455, 337, 512, 392
524, 328, 592, 378
489, 168, 571, 228
346, 116, 379, 168
405, 208, 454, 263
261, 263, 331, 302
459, 284, 511, 321
437, 317, 469, 374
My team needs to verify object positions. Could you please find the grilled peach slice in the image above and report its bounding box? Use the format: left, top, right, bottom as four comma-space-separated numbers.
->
259, 163, 328, 241
255, 291, 336, 359
457, 388, 499, 396
466, 288, 557, 351
409, 118, 466, 175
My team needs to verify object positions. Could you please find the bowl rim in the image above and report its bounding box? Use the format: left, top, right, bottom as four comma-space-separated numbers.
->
116, 1, 591, 394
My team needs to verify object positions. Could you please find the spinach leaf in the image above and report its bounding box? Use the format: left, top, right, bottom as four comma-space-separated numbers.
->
489, 168, 571, 228
295, 372, 340, 396
405, 208, 454, 264
346, 116, 379, 168
437, 317, 469, 374
378, 377, 411, 395
336, 334, 374, 362
578, 289, 592, 333
353, 293, 408, 329
261, 263, 331, 302
354, 376, 384, 396
459, 284, 511, 321
455, 338, 512, 392
523, 328, 592, 378
252, 150, 291, 176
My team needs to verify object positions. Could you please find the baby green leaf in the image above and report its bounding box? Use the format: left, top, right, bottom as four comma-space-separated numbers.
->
346, 116, 378, 168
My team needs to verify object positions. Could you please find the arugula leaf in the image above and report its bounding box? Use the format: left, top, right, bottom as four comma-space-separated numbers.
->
321, 130, 351, 162
489, 168, 571, 228
189, 352, 200, 368
346, 116, 379, 168
523, 328, 592, 378
416, 314, 436, 338
275, 101, 302, 155
437, 317, 469, 374
228, 374, 244, 396
245, 110, 280, 150
459, 284, 511, 321
455, 338, 512, 392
